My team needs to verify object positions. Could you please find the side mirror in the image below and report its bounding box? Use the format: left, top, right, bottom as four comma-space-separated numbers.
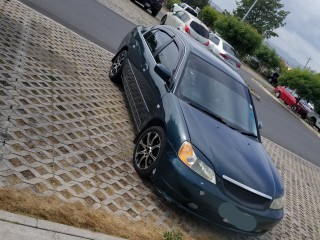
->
258, 121, 263, 129
154, 64, 172, 84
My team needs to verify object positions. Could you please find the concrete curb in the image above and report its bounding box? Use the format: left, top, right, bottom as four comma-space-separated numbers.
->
0, 210, 125, 240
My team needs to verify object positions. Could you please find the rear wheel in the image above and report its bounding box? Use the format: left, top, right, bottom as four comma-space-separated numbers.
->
310, 118, 317, 126
133, 126, 166, 178
160, 15, 167, 25
109, 50, 127, 83
275, 91, 281, 98
291, 105, 297, 112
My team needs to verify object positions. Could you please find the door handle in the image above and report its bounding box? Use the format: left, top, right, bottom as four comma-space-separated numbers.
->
141, 63, 149, 72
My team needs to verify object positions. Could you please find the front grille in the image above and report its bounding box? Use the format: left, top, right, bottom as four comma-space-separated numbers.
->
223, 179, 272, 210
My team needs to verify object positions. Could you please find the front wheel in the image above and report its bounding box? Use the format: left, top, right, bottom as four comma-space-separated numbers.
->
133, 126, 166, 178
275, 91, 281, 98
160, 15, 167, 25
109, 50, 127, 83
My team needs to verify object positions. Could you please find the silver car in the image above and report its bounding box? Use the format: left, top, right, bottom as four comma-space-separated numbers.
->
207, 33, 241, 71
307, 110, 320, 131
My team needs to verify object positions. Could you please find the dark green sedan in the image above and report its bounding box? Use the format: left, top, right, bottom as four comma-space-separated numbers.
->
109, 25, 284, 235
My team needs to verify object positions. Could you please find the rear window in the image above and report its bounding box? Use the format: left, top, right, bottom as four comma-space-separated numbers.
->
190, 21, 209, 38
185, 7, 198, 17
222, 42, 236, 57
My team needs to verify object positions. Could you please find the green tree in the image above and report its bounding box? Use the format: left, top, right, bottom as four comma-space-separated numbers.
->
215, 15, 262, 57
184, 0, 209, 9
255, 44, 280, 69
233, 0, 290, 38
278, 68, 320, 110
199, 5, 221, 29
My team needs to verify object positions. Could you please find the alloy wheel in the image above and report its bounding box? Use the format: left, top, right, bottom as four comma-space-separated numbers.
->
135, 131, 161, 170
110, 52, 126, 77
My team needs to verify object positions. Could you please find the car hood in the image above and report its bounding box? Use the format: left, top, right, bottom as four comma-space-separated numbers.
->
179, 100, 282, 197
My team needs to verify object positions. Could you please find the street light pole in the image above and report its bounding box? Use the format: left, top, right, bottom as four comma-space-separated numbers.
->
303, 57, 312, 70
242, 0, 259, 21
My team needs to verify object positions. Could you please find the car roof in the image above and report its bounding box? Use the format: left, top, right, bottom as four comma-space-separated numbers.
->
159, 26, 245, 85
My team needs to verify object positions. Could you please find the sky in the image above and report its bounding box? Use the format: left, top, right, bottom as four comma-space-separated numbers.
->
211, 0, 320, 72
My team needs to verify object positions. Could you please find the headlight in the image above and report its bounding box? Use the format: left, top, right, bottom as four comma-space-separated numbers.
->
178, 142, 216, 184
270, 196, 284, 209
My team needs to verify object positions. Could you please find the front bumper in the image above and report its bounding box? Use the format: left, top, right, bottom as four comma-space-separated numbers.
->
151, 145, 283, 235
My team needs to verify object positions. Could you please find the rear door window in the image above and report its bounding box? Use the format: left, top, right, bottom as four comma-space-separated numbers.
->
154, 41, 179, 73
144, 30, 172, 54
190, 21, 209, 38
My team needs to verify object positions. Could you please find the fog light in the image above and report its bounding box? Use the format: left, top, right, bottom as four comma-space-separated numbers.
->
188, 203, 198, 209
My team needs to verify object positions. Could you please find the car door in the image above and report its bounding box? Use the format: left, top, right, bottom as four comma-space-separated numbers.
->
139, 29, 181, 129
124, 28, 180, 130
283, 87, 297, 106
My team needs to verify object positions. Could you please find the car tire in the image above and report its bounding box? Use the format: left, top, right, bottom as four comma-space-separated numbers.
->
275, 91, 281, 98
291, 105, 297, 112
160, 15, 167, 25
133, 126, 166, 178
109, 50, 127, 83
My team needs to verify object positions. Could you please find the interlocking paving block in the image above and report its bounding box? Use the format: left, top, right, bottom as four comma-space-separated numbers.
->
0, 0, 320, 239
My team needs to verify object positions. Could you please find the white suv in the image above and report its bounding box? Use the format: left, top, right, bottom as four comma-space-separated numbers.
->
160, 11, 209, 46
170, 3, 198, 17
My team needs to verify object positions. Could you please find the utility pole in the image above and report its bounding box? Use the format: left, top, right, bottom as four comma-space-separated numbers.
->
303, 57, 312, 70
242, 0, 259, 21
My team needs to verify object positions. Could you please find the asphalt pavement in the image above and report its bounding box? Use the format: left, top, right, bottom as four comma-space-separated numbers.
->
18, 0, 320, 167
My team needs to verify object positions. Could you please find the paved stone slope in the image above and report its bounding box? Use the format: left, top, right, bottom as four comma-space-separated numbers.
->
0, 1, 319, 239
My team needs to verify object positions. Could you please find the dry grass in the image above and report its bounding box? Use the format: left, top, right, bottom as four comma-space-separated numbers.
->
0, 188, 187, 240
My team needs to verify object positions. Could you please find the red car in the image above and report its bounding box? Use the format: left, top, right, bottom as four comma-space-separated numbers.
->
274, 86, 311, 118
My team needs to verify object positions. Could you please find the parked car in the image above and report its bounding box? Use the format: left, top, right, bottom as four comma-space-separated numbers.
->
160, 11, 210, 46
293, 99, 312, 119
267, 72, 279, 87
274, 86, 312, 118
307, 110, 320, 131
207, 33, 241, 70
131, 0, 163, 16
170, 2, 198, 17
109, 25, 284, 235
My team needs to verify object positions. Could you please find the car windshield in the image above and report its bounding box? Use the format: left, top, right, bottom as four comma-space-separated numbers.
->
190, 21, 209, 38
175, 54, 258, 136
223, 42, 236, 57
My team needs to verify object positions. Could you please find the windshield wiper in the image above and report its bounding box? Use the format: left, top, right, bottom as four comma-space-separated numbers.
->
239, 130, 257, 138
186, 101, 258, 138
187, 102, 229, 126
